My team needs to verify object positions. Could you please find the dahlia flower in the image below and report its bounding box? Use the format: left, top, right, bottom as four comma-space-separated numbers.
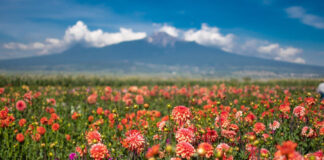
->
301, 126, 315, 138
253, 122, 266, 134
197, 142, 214, 158
176, 142, 195, 160
201, 128, 218, 142
171, 106, 192, 125
293, 106, 306, 117
16, 100, 27, 111
86, 130, 102, 145
269, 120, 280, 131
122, 130, 145, 154
175, 128, 195, 143
90, 143, 109, 160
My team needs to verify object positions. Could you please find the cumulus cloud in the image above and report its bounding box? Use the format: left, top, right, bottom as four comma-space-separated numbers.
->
286, 6, 324, 29
3, 38, 64, 55
257, 43, 304, 63
229, 39, 304, 64
158, 24, 179, 37
230, 39, 305, 63
64, 21, 147, 47
153, 23, 234, 51
183, 24, 235, 52
3, 21, 147, 54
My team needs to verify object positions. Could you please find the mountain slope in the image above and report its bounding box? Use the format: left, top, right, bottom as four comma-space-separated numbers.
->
0, 33, 323, 77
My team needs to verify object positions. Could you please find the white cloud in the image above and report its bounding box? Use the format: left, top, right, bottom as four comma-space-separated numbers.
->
233, 39, 305, 64
64, 21, 147, 47
279, 47, 302, 57
183, 23, 235, 52
256, 43, 305, 63
3, 21, 147, 54
286, 6, 324, 29
257, 43, 279, 54
153, 23, 234, 52
158, 24, 179, 37
4, 42, 44, 50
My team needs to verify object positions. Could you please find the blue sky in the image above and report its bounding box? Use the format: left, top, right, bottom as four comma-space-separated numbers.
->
1, 0, 324, 65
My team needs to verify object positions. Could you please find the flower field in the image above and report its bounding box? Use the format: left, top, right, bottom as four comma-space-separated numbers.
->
0, 78, 323, 160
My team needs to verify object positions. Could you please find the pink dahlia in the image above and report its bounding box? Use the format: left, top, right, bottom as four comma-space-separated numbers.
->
122, 130, 145, 154
175, 128, 195, 143
253, 122, 266, 134
197, 142, 214, 158
16, 100, 27, 111
171, 106, 192, 125
293, 106, 306, 117
269, 120, 280, 131
301, 126, 315, 138
86, 130, 102, 145
176, 142, 195, 160
89, 143, 109, 160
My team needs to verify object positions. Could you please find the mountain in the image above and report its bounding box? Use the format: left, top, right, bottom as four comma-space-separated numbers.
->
0, 32, 324, 78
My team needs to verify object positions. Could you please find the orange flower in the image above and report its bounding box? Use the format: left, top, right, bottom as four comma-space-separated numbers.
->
40, 117, 48, 125
90, 143, 109, 160
19, 119, 26, 127
276, 141, 297, 155
253, 122, 265, 134
16, 133, 24, 142
47, 118, 54, 125
51, 113, 59, 120
86, 130, 102, 145
279, 104, 290, 113
66, 134, 71, 141
172, 106, 192, 126
197, 142, 214, 158
51, 123, 60, 131
320, 127, 324, 136
122, 130, 145, 154
176, 142, 195, 160
71, 112, 79, 120
37, 126, 46, 135
175, 128, 195, 143
96, 107, 103, 115
135, 95, 144, 105
244, 112, 256, 124
0, 108, 8, 119
145, 144, 160, 158
117, 124, 123, 131
88, 116, 94, 122
87, 94, 97, 105
32, 133, 41, 142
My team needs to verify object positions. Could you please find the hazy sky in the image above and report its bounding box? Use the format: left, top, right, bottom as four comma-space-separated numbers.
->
1, 0, 324, 66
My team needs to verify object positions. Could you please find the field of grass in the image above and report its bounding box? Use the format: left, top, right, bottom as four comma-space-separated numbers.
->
0, 75, 323, 159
